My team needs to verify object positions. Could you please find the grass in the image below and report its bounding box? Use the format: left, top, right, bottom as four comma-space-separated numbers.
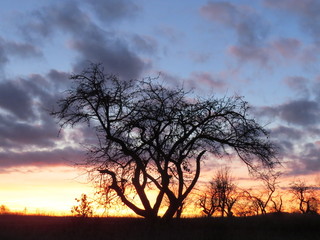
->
0, 213, 319, 240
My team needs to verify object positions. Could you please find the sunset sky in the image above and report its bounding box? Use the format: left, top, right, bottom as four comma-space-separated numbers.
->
0, 0, 320, 215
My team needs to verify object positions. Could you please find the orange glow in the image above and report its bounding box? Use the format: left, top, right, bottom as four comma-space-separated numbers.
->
1, 163, 318, 217
0, 166, 93, 215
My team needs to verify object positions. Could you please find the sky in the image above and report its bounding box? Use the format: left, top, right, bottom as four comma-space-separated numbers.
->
0, 0, 320, 215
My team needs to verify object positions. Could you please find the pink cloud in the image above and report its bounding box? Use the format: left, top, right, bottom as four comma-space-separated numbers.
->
228, 45, 269, 65
271, 38, 301, 58
187, 72, 227, 91
200, 2, 268, 46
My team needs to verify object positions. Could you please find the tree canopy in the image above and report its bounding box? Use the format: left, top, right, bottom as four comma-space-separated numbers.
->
52, 63, 277, 220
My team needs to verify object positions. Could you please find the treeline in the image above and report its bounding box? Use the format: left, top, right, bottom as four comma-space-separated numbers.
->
196, 168, 319, 217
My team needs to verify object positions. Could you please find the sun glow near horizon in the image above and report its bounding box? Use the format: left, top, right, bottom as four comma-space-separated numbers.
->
1, 162, 318, 217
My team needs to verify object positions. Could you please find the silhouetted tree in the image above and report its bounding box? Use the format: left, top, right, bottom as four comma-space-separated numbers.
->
290, 180, 318, 214
246, 171, 281, 215
199, 167, 239, 217
71, 194, 93, 217
199, 181, 220, 217
52, 63, 277, 221
0, 205, 9, 214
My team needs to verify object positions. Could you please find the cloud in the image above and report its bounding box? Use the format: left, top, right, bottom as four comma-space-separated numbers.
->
131, 34, 158, 55
0, 37, 42, 66
70, 38, 147, 80
0, 147, 85, 170
200, 1, 269, 65
278, 100, 320, 125
271, 125, 303, 140
0, 80, 35, 120
85, 0, 140, 22
228, 45, 269, 65
200, 2, 268, 46
255, 99, 320, 126
0, 74, 65, 151
283, 76, 310, 97
271, 38, 301, 58
286, 142, 320, 175
19, 1, 147, 80
0, 114, 58, 149
187, 72, 227, 91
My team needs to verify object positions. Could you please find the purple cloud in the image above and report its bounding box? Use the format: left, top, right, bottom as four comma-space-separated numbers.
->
200, 1, 269, 65
0, 147, 85, 170
19, 2, 148, 80
0, 80, 35, 120
0, 37, 42, 65
85, 0, 140, 22
286, 142, 320, 175
187, 72, 227, 91
283, 76, 310, 97
271, 38, 301, 58
228, 45, 269, 65
131, 34, 158, 55
200, 1, 268, 46
255, 99, 320, 126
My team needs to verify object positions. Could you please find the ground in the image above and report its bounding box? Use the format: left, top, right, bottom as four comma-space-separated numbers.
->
0, 214, 319, 240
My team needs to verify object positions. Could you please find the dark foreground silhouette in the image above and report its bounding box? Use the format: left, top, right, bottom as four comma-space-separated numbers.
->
0, 213, 319, 240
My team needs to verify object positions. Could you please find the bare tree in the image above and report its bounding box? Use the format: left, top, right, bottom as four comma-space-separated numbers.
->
199, 167, 239, 217
71, 194, 94, 218
0, 205, 9, 215
199, 181, 220, 217
247, 171, 281, 215
52, 63, 277, 221
270, 194, 283, 213
290, 180, 318, 214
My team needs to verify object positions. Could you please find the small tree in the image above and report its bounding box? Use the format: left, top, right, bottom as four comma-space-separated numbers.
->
246, 171, 281, 215
290, 180, 318, 214
0, 205, 9, 214
52, 63, 277, 221
71, 194, 93, 217
199, 167, 239, 217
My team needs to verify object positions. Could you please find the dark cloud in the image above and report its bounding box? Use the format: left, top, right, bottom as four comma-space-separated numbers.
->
0, 75, 64, 151
270, 125, 302, 154
0, 147, 84, 170
85, 0, 140, 22
21, 2, 147, 80
0, 80, 35, 120
20, 2, 90, 40
255, 99, 320, 126
286, 142, 320, 175
0, 0, 150, 172
0, 114, 58, 149
283, 76, 310, 97
0, 37, 42, 66
70, 38, 147, 80
47, 69, 71, 91
278, 100, 320, 125
271, 125, 303, 140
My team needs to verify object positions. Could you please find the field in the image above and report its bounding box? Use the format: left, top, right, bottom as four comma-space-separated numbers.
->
0, 213, 319, 240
